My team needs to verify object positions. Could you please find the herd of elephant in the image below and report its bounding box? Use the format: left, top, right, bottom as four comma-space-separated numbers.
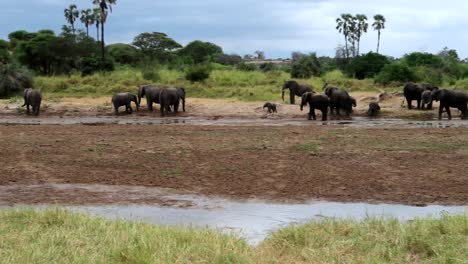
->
278, 80, 468, 121
18, 80, 468, 120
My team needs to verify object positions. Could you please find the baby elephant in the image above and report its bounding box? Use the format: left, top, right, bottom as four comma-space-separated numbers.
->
367, 102, 381, 117
300, 92, 330, 121
112, 93, 139, 115
22, 88, 42, 116
263, 102, 277, 113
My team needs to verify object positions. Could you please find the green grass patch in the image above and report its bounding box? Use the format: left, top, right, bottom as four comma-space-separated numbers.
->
32, 68, 400, 102
0, 209, 467, 263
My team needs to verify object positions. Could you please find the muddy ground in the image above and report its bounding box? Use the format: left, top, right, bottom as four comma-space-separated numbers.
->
0, 123, 467, 206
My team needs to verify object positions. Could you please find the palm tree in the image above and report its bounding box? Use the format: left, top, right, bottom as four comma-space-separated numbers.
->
64, 4, 79, 36
347, 15, 358, 57
92, 0, 117, 64
336, 13, 353, 60
355, 14, 368, 56
80, 9, 95, 38
372, 15, 386, 54
92, 8, 101, 41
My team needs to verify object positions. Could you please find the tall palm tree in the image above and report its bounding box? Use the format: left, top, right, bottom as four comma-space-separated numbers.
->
355, 14, 368, 56
80, 9, 95, 38
336, 13, 353, 60
64, 4, 79, 36
372, 14, 386, 54
92, 0, 117, 64
92, 8, 101, 42
347, 16, 358, 57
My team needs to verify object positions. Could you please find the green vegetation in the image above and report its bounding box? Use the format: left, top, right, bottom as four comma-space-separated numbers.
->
0, 209, 466, 263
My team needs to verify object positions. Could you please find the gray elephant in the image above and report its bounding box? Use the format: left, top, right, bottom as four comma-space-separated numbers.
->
403, 82, 438, 110
431, 89, 468, 120
138, 85, 162, 112
22, 88, 42, 116
367, 102, 381, 117
323, 85, 354, 116
112, 92, 139, 115
300, 92, 330, 121
263, 102, 277, 113
159, 87, 185, 117
282, 80, 314, 105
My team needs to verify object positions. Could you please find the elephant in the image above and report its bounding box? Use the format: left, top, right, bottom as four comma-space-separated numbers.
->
403, 82, 438, 110
282, 80, 314, 105
112, 92, 139, 115
159, 87, 185, 117
431, 89, 468, 120
300, 92, 330, 121
22, 88, 42, 116
263, 102, 277, 113
323, 85, 354, 116
367, 102, 381, 117
138, 85, 163, 112
421, 90, 434, 110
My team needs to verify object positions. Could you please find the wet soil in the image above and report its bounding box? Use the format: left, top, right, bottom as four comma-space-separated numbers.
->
0, 124, 467, 206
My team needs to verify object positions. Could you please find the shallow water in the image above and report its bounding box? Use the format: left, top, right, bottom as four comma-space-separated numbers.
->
0, 116, 467, 128
4, 183, 464, 245
69, 201, 467, 245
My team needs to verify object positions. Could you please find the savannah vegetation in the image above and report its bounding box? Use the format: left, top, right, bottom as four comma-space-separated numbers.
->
2, 3, 468, 100
0, 209, 466, 263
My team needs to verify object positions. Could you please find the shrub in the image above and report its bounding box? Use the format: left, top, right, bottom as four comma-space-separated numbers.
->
346, 52, 390, 79
259, 62, 277, 72
185, 64, 211, 82
375, 63, 416, 85
237, 63, 256, 72
403, 52, 443, 68
291, 53, 321, 78
413, 66, 443, 86
79, 56, 115, 76
0, 63, 33, 98
142, 68, 161, 82
107, 43, 140, 65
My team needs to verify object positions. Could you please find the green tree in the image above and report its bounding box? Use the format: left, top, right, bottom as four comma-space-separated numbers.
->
336, 13, 353, 60
92, 0, 117, 65
403, 52, 443, 68
355, 14, 368, 55
8, 30, 37, 50
178, 41, 223, 64
375, 63, 415, 85
346, 52, 389, 79
372, 15, 386, 54
0, 40, 11, 63
291, 53, 321, 78
80, 9, 95, 38
64, 4, 79, 36
107, 43, 140, 65
132, 32, 182, 63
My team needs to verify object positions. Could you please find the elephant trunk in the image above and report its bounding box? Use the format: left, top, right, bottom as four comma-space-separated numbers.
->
282, 90, 285, 102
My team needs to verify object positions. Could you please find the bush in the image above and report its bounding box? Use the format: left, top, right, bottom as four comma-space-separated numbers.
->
142, 67, 161, 82
216, 54, 242, 65
107, 43, 140, 65
79, 56, 115, 76
185, 64, 211, 82
0, 63, 33, 98
375, 63, 416, 85
291, 53, 321, 78
236, 63, 257, 72
413, 66, 443, 86
403, 52, 443, 68
346, 52, 390, 79
259, 62, 277, 72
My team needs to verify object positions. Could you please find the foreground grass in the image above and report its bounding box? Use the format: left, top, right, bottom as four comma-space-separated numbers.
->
0, 209, 467, 263
33, 68, 397, 102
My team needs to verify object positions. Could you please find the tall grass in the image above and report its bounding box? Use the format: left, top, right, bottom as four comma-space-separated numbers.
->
0, 209, 466, 264
34, 68, 400, 102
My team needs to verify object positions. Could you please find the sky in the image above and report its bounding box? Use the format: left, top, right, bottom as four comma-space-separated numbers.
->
2, 0, 468, 59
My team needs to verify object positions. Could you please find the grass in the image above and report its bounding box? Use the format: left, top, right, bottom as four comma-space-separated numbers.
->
32, 67, 402, 102
0, 209, 466, 263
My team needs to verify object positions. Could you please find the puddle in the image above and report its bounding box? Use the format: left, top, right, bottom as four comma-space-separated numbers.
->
1, 184, 466, 245
0, 116, 467, 128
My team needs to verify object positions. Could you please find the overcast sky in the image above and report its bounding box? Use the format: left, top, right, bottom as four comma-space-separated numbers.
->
2, 0, 468, 59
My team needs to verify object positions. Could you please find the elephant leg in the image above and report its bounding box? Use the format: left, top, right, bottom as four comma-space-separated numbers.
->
312, 109, 317, 120
407, 99, 412, 109
26, 104, 30, 114
174, 103, 179, 113
182, 98, 186, 112
290, 93, 295, 105
416, 99, 421, 110
308, 107, 313, 120
148, 100, 153, 112
114, 107, 119, 115
128, 105, 133, 114
35, 105, 40, 116
445, 106, 451, 120
428, 101, 433, 110
438, 105, 444, 120
322, 109, 327, 121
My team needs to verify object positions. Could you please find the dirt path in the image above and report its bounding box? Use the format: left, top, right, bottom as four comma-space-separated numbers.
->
0, 125, 467, 206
